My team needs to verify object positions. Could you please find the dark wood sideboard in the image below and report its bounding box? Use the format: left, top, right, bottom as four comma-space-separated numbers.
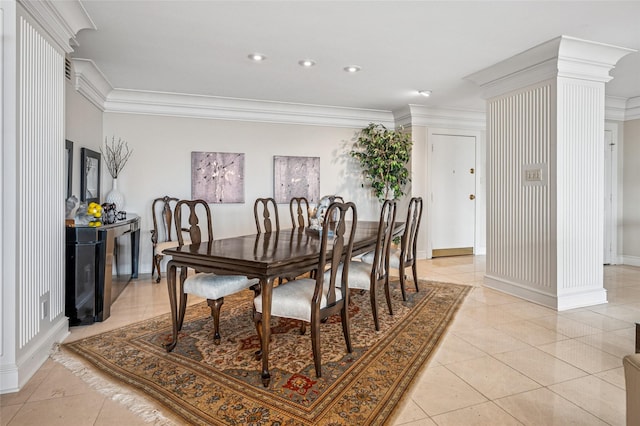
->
65, 215, 140, 325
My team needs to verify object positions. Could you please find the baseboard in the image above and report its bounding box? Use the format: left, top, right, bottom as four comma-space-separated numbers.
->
0, 362, 20, 394
622, 255, 640, 267
556, 288, 608, 311
485, 275, 558, 309
0, 316, 69, 394
484, 275, 608, 311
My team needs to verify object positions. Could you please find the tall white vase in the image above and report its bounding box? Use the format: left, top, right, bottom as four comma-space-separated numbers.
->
105, 178, 125, 210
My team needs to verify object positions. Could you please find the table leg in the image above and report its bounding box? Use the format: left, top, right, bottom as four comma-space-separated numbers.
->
164, 261, 178, 352
260, 277, 274, 387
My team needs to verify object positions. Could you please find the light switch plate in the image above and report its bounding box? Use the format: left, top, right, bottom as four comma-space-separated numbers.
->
522, 163, 547, 186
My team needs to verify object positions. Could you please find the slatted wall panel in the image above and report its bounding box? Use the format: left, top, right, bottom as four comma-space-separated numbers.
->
18, 17, 65, 348
487, 84, 552, 290
556, 81, 604, 290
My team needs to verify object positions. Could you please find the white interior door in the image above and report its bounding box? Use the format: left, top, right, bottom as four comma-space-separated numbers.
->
431, 134, 476, 256
603, 130, 613, 264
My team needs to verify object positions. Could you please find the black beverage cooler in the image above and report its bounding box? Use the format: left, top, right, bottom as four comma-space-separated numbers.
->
65, 226, 106, 325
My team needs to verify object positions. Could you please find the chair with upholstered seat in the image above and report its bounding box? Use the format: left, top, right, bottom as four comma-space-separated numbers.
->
333, 200, 396, 331
151, 196, 182, 283
174, 199, 260, 345
253, 201, 358, 378
254, 197, 280, 233
289, 196, 310, 228
362, 197, 423, 301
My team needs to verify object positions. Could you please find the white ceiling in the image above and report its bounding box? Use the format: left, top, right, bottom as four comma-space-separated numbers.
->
72, 0, 640, 113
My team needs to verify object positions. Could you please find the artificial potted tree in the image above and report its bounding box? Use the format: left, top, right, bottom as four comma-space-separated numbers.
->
350, 123, 412, 202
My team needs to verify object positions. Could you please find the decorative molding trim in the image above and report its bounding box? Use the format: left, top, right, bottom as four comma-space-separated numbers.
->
103, 89, 395, 128
622, 255, 640, 268
69, 55, 637, 126
0, 317, 68, 393
395, 104, 486, 130
605, 96, 629, 121
626, 96, 640, 121
485, 275, 558, 309
71, 59, 112, 111
466, 35, 636, 101
485, 275, 608, 311
556, 288, 609, 311
18, 0, 94, 53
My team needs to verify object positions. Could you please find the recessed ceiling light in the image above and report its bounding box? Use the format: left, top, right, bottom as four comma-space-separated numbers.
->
298, 59, 316, 68
343, 65, 361, 73
248, 53, 267, 62
418, 90, 432, 97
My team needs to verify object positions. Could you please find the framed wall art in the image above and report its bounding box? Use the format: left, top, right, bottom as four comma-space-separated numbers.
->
65, 139, 73, 199
191, 151, 245, 203
273, 155, 320, 203
80, 147, 101, 204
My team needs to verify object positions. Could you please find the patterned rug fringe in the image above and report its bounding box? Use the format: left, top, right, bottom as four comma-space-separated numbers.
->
50, 344, 176, 425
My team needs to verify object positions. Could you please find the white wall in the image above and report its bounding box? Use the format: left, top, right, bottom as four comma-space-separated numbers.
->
102, 113, 385, 275
623, 118, 640, 264
65, 75, 103, 198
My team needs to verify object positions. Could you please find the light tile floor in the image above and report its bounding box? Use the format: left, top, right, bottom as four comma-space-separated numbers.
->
1, 256, 638, 425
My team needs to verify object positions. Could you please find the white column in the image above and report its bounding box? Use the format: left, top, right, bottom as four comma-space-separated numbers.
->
1, 0, 94, 394
467, 36, 635, 310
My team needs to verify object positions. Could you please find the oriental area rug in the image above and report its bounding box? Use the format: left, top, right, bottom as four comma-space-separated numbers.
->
58, 280, 470, 425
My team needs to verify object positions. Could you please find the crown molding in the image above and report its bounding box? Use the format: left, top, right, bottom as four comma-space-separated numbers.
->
466, 35, 636, 100
395, 104, 486, 130
19, 0, 94, 53
71, 59, 112, 111
103, 89, 394, 128
626, 96, 640, 121
604, 96, 640, 121
605, 96, 629, 121
70, 50, 637, 127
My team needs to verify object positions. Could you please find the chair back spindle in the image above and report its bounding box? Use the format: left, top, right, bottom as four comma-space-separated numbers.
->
174, 199, 214, 246
372, 200, 397, 285
151, 196, 179, 246
150, 195, 180, 282
402, 197, 423, 266
289, 196, 310, 228
318, 202, 358, 309
254, 197, 280, 234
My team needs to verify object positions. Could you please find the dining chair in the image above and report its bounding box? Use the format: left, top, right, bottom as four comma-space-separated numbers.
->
253, 201, 358, 378
362, 197, 423, 301
254, 197, 280, 233
289, 196, 310, 228
174, 199, 260, 345
333, 199, 397, 331
150, 195, 181, 283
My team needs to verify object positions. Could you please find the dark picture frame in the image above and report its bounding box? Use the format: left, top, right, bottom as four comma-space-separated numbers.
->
81, 147, 101, 204
65, 139, 73, 199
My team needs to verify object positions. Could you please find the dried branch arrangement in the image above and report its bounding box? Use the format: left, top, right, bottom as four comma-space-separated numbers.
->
101, 136, 133, 178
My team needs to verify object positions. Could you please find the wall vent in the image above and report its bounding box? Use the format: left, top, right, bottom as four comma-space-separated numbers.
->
65, 56, 71, 81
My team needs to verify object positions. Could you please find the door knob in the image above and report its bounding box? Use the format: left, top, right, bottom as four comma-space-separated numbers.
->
469, 194, 475, 200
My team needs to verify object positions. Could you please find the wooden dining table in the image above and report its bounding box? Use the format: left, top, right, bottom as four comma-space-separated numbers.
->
163, 221, 402, 387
